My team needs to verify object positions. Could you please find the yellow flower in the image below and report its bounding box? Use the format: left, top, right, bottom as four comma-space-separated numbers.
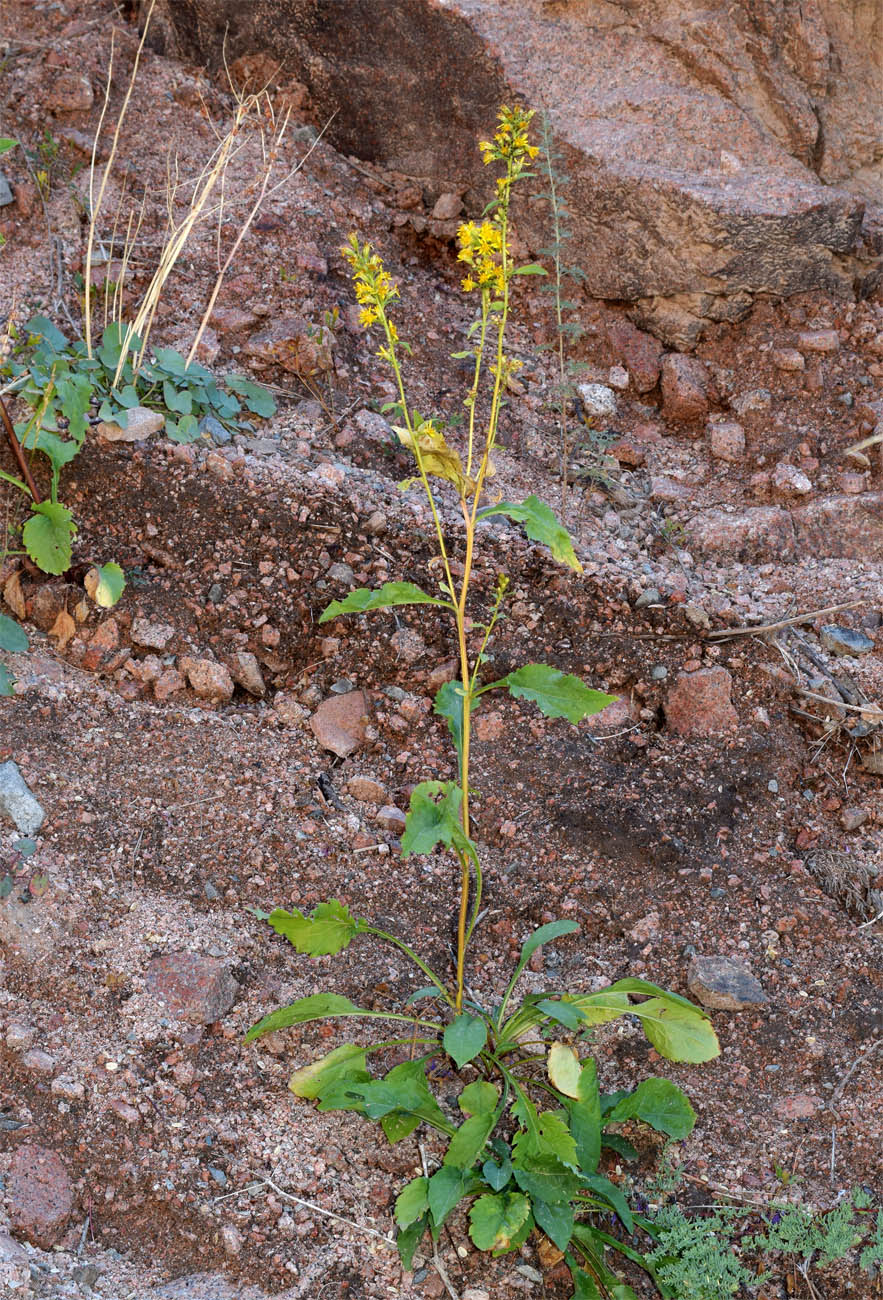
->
461, 275, 477, 293
358, 306, 378, 329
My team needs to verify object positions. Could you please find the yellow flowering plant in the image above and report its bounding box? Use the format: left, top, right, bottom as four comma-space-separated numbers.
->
248, 107, 719, 1298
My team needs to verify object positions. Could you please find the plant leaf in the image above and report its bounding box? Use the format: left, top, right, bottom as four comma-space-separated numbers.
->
469, 1192, 531, 1252
568, 1058, 601, 1173
512, 1155, 583, 1205
500, 920, 578, 1023
400, 780, 477, 863
547, 1042, 582, 1099
347, 1059, 452, 1137
482, 1154, 513, 1191
477, 495, 581, 571
166, 413, 200, 443
245, 992, 363, 1041
433, 680, 478, 779
25, 315, 68, 352
631, 998, 721, 1063
562, 991, 633, 1025
396, 1214, 429, 1270
513, 263, 549, 276
0, 614, 28, 654
427, 1165, 475, 1233
394, 1176, 429, 1229
23, 501, 75, 575
581, 1172, 634, 1233
85, 562, 125, 609
504, 664, 616, 724
444, 1111, 496, 1170
511, 1100, 578, 1169
264, 899, 361, 956
320, 581, 449, 624
570, 1265, 602, 1300
0, 664, 14, 696
532, 1197, 573, 1251
606, 1077, 696, 1139
288, 1043, 369, 1100
444, 1013, 487, 1069
163, 378, 193, 415
226, 375, 277, 418
459, 1081, 499, 1116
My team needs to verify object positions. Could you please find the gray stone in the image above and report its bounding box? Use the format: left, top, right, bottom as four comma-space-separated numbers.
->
326, 562, 355, 585
687, 955, 767, 1010
0, 1230, 30, 1294
0, 171, 14, 207
199, 415, 232, 445
130, 617, 175, 651
819, 625, 875, 656
0, 760, 45, 835
576, 383, 617, 421
227, 650, 266, 697
97, 406, 165, 442
635, 587, 662, 609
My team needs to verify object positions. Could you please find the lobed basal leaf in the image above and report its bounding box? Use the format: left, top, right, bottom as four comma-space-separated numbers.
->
263, 899, 362, 956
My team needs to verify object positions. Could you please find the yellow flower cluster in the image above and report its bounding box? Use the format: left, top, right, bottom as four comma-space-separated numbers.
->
478, 104, 539, 169
457, 220, 507, 296
341, 233, 399, 332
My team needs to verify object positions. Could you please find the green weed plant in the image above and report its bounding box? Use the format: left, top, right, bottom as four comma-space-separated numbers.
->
248, 107, 720, 1299
0, 316, 274, 575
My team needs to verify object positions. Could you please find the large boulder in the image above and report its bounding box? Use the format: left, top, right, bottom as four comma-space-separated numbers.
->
142, 0, 880, 346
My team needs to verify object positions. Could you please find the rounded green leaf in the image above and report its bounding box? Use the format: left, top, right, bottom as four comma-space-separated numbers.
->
444, 1013, 487, 1069
288, 1043, 369, 1100
265, 899, 360, 956
469, 1192, 531, 1252
459, 1080, 499, 1116
0, 614, 28, 654
91, 562, 126, 609
22, 501, 75, 575
547, 1042, 581, 1099
632, 998, 721, 1063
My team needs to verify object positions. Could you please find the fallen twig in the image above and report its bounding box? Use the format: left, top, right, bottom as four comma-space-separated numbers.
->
213, 1176, 396, 1248
829, 1038, 881, 1114
707, 601, 864, 640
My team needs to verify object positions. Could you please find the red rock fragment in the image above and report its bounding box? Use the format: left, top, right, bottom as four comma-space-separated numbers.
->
664, 667, 738, 737
661, 353, 712, 423
8, 1145, 73, 1248
309, 690, 369, 758
146, 952, 239, 1024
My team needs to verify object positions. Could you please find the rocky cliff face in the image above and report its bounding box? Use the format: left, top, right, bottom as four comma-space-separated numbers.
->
142, 0, 882, 346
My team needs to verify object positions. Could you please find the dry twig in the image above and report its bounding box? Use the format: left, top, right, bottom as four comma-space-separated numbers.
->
707, 601, 864, 640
